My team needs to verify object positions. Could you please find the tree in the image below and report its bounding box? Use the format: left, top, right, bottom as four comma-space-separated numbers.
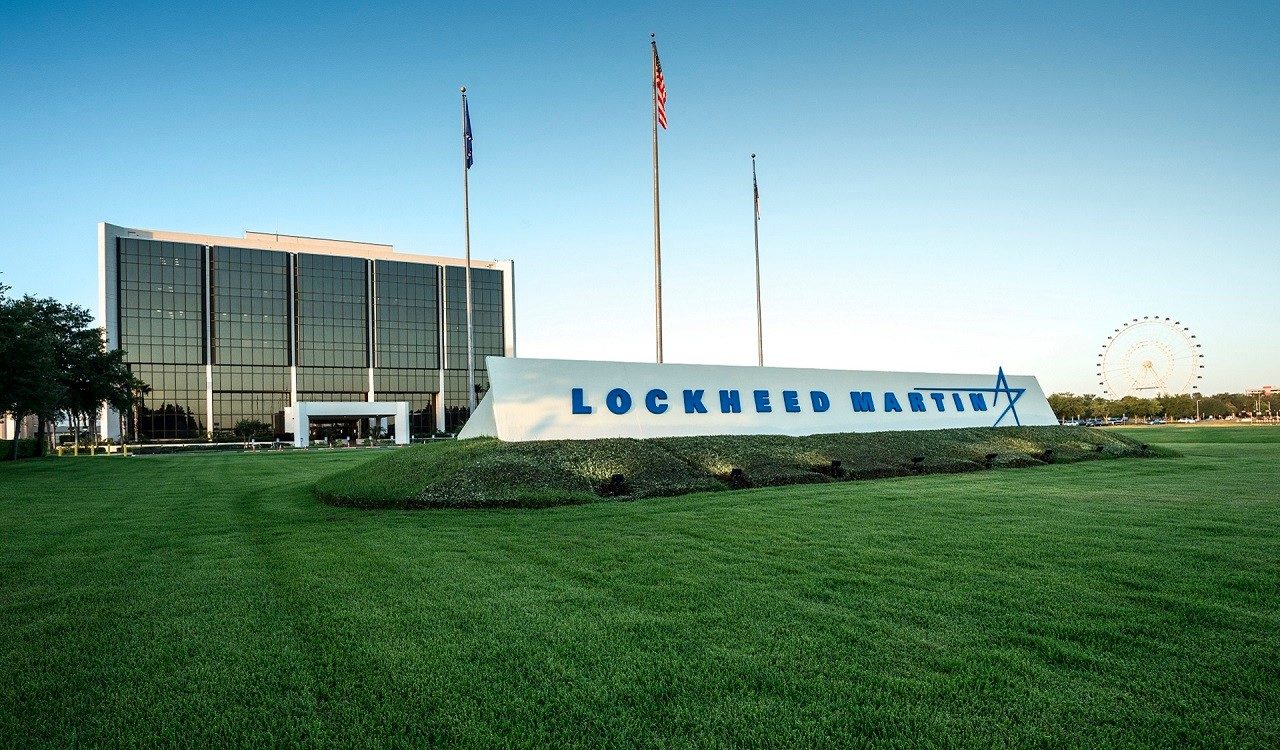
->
61, 327, 141, 446
110, 374, 150, 441
1048, 392, 1089, 421
234, 419, 272, 440
1162, 394, 1194, 420
1, 289, 148, 459
0, 297, 77, 458
1199, 396, 1232, 419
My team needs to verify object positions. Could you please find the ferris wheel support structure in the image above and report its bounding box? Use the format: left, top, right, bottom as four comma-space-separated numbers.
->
1097, 316, 1204, 399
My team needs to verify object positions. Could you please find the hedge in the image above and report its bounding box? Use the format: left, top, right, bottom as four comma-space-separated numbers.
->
313, 426, 1173, 510
0, 439, 40, 460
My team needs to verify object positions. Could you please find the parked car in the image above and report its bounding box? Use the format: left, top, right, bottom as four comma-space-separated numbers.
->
1176, 417, 1196, 423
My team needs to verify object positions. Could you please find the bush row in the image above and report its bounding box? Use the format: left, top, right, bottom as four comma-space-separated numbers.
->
313, 426, 1172, 510
0, 439, 39, 460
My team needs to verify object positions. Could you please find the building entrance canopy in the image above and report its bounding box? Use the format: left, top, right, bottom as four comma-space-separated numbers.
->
284, 401, 410, 447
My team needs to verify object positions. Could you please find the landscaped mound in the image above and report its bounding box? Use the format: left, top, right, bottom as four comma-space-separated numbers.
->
313, 426, 1172, 509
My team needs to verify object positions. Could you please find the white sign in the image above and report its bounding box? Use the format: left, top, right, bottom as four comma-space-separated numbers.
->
457, 358, 1058, 441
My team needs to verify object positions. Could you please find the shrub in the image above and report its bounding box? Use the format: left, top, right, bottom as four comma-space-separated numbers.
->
1, 439, 39, 459
313, 426, 1171, 510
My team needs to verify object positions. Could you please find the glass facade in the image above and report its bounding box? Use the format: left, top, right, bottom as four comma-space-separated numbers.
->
296, 254, 369, 409
374, 260, 439, 369
211, 366, 289, 433
443, 266, 505, 432
211, 247, 289, 366
117, 238, 207, 440
297, 254, 368, 368
374, 260, 440, 436
113, 235, 507, 440
210, 247, 291, 432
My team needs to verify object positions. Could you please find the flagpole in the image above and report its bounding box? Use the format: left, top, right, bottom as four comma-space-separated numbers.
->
651, 34, 664, 365
752, 153, 763, 367
461, 86, 476, 413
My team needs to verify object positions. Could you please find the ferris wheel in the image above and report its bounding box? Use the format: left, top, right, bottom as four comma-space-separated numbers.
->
1097, 316, 1204, 398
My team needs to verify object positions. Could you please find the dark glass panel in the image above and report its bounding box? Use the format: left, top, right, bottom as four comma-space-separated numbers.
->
125, 363, 206, 441
116, 238, 205, 366
296, 253, 368, 368
442, 266, 502, 430
210, 246, 290, 366
209, 364, 290, 433
376, 391, 438, 437
444, 266, 504, 372
374, 260, 439, 369
296, 367, 368, 405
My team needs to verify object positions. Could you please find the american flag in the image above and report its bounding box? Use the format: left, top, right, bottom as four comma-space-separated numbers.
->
653, 43, 667, 129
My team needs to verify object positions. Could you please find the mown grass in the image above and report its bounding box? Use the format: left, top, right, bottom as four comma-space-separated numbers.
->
1, 427, 1277, 748
1114, 423, 1280, 444
315, 426, 1165, 509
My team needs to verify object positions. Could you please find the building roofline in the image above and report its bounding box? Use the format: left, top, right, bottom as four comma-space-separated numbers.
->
243, 230, 393, 249
100, 222, 509, 269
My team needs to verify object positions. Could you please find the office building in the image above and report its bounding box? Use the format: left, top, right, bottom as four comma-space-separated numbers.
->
97, 222, 514, 441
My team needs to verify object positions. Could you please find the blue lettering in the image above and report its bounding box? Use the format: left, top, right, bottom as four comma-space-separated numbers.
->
810, 391, 830, 412
571, 388, 593, 414
682, 389, 708, 414
908, 393, 927, 412
645, 388, 668, 414
930, 392, 946, 411
753, 390, 772, 413
952, 393, 965, 412
719, 389, 742, 413
782, 390, 801, 413
606, 388, 632, 415
883, 392, 903, 412
969, 393, 988, 411
850, 391, 876, 412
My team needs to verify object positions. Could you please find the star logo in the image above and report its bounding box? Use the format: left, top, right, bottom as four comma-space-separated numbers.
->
912, 366, 1027, 427
987, 367, 1027, 427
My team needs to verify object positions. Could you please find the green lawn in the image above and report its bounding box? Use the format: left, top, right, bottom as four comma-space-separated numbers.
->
1, 428, 1277, 748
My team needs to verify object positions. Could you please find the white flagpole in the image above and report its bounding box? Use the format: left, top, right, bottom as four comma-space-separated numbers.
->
752, 153, 763, 367
461, 86, 476, 413
651, 34, 664, 364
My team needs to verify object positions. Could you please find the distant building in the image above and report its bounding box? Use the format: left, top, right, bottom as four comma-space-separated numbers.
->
2, 414, 37, 441
98, 222, 515, 441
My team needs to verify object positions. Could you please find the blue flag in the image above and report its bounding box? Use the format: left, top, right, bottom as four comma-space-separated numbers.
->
463, 95, 474, 169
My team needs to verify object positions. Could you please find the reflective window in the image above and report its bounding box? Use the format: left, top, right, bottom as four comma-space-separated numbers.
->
117, 238, 204, 366
444, 266, 504, 371
443, 370, 489, 432
377, 391, 438, 436
211, 246, 289, 366
442, 266, 502, 430
117, 239, 207, 440
127, 364, 207, 440
297, 254, 368, 367
211, 365, 290, 432
374, 260, 439, 369
114, 239, 504, 438
298, 366, 367, 403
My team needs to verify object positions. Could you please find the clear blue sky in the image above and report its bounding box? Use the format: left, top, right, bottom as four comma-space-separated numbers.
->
1, 0, 1276, 395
